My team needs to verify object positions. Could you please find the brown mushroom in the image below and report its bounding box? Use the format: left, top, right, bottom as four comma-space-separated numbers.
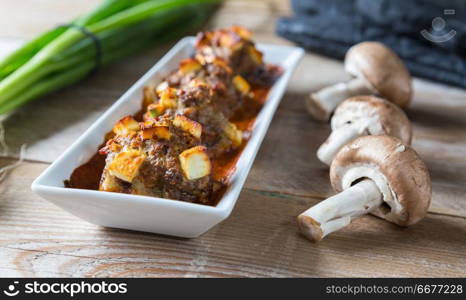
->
298, 135, 431, 242
306, 42, 412, 122
317, 96, 412, 165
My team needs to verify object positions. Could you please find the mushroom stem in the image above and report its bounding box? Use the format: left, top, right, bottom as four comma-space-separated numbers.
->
317, 123, 368, 165
306, 77, 371, 122
298, 179, 382, 242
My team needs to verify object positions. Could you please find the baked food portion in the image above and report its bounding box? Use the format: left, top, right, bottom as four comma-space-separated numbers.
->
97, 26, 281, 205
99, 115, 216, 204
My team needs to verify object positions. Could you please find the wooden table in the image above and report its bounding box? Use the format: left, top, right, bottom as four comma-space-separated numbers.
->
0, 0, 465, 277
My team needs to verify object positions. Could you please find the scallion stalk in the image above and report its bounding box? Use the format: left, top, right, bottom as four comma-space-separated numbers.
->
0, 0, 220, 115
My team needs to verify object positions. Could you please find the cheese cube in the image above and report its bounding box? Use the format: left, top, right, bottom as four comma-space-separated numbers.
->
173, 115, 202, 139
248, 45, 263, 65
150, 105, 163, 118
179, 146, 211, 180
212, 58, 232, 73
99, 171, 120, 192
159, 88, 178, 109
188, 78, 208, 88
143, 86, 156, 107
195, 49, 215, 65
179, 58, 202, 75
141, 126, 170, 140
219, 33, 243, 51
223, 122, 243, 147
156, 81, 169, 95
108, 149, 146, 182
233, 75, 251, 95
113, 116, 140, 136
231, 25, 252, 40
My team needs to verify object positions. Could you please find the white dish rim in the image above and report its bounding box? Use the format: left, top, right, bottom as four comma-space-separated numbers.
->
31, 36, 304, 225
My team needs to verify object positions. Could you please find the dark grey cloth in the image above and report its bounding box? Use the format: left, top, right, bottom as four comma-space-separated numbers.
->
277, 0, 466, 88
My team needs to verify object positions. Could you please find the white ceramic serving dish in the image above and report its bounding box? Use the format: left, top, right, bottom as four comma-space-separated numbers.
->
31, 37, 304, 238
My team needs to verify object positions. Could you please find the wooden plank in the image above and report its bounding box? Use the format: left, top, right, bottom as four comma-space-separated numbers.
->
0, 159, 465, 277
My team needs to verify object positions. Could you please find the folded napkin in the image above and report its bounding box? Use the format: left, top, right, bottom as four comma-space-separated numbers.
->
277, 0, 466, 88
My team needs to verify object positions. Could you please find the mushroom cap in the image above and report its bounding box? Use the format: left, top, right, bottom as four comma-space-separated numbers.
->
332, 96, 412, 144
344, 42, 412, 109
330, 135, 431, 226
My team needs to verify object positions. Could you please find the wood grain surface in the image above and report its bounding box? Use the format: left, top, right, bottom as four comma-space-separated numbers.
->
1, 159, 466, 277
0, 0, 465, 277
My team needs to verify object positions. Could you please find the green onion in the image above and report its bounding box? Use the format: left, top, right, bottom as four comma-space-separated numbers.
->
0, 0, 220, 115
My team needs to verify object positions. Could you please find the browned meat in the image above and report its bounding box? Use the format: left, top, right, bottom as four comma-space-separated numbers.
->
96, 26, 281, 205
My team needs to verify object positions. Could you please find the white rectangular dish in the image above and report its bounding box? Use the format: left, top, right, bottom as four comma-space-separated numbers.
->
31, 37, 304, 238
